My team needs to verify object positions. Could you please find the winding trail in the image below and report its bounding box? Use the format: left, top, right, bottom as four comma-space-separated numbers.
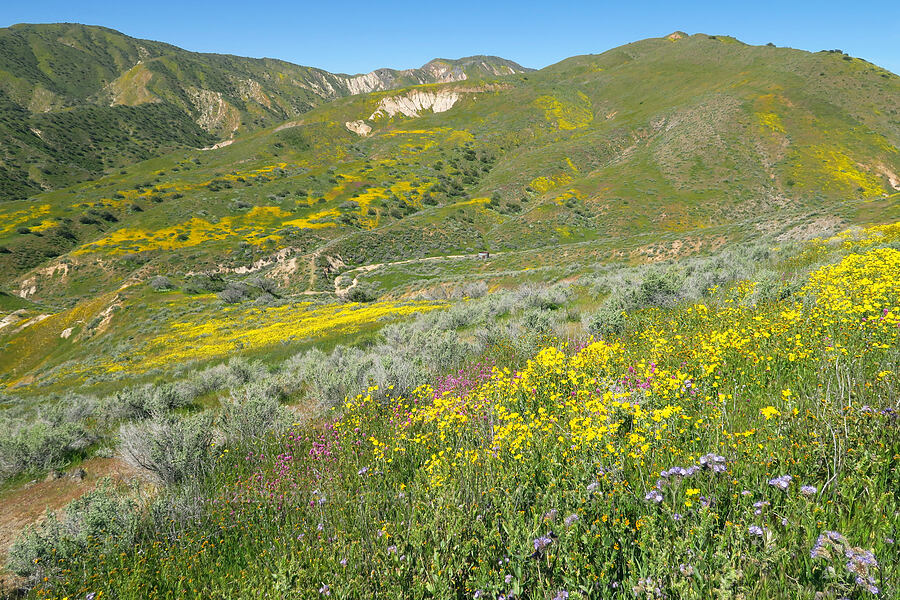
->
331, 252, 500, 297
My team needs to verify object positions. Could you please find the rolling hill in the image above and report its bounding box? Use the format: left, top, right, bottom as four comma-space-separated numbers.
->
0, 28, 898, 392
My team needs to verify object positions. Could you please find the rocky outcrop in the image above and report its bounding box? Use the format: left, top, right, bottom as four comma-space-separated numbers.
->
340, 56, 529, 97
370, 90, 461, 119
345, 120, 372, 136
187, 87, 241, 135
237, 78, 272, 108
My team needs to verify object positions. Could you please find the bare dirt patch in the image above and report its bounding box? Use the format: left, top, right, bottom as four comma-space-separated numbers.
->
0, 458, 147, 580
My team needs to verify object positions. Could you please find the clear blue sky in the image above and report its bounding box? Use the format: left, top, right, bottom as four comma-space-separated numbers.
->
2, 0, 898, 75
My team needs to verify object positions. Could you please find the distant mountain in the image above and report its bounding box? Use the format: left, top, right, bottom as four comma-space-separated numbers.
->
0, 23, 530, 198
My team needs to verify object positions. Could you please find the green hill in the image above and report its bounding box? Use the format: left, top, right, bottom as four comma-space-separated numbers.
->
0, 29, 898, 391
0, 23, 529, 197
1, 29, 900, 599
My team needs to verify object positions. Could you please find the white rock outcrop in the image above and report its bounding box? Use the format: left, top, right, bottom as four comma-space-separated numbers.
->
345, 120, 373, 136
345, 72, 392, 95
369, 90, 460, 120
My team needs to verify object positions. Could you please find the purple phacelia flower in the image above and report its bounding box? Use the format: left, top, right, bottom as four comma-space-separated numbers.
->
768, 474, 792, 491
533, 535, 553, 551
645, 489, 663, 504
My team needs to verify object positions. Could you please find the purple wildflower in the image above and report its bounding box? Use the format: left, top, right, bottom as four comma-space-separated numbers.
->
800, 485, 817, 496
827, 530, 846, 543
533, 535, 553, 551
749, 525, 765, 537
319, 584, 331, 596
699, 453, 726, 467
645, 489, 664, 503
768, 474, 792, 491
564, 513, 580, 528
552, 591, 569, 600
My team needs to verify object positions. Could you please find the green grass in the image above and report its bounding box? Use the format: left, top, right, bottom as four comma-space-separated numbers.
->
9, 222, 899, 599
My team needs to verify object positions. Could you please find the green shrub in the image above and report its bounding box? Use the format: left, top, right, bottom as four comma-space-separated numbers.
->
347, 283, 377, 303
218, 282, 251, 303
219, 381, 289, 445
0, 399, 96, 481
7, 481, 139, 582
585, 296, 629, 339
183, 273, 226, 294
149, 275, 171, 291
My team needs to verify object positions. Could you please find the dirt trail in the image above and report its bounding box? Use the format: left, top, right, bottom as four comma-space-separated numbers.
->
332, 252, 499, 297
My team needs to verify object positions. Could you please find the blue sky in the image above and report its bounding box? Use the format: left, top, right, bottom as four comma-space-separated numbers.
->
2, 1, 898, 74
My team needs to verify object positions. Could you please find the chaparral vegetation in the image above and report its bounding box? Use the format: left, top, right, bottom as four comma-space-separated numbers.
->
4, 222, 898, 599
1, 22, 899, 600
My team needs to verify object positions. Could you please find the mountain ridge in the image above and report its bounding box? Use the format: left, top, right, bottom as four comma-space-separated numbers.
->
0, 23, 529, 198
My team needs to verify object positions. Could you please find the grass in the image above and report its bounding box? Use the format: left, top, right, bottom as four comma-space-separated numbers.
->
1, 31, 899, 596
9, 221, 899, 599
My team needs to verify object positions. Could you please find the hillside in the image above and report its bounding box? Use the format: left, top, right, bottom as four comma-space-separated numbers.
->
5, 212, 900, 600
1, 27, 899, 599
0, 31, 898, 388
0, 23, 529, 197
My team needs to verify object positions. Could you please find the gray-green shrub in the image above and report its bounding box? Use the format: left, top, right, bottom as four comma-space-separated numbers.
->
119, 413, 214, 485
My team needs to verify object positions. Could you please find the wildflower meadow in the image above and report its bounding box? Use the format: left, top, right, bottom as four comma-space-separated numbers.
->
9, 224, 900, 599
